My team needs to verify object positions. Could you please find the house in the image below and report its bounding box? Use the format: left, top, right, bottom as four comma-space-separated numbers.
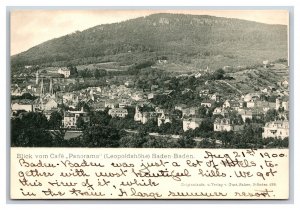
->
198, 89, 210, 97
243, 93, 260, 102
131, 92, 145, 101
281, 80, 289, 88
182, 107, 198, 117
223, 100, 240, 110
58, 67, 71, 78
214, 118, 243, 132
157, 112, 171, 127
175, 104, 188, 111
124, 81, 134, 87
105, 99, 119, 109
194, 72, 202, 78
63, 108, 90, 129
134, 105, 157, 124
213, 107, 228, 117
118, 98, 132, 108
90, 101, 106, 111
141, 112, 157, 124
238, 109, 264, 122
108, 108, 128, 118
43, 98, 58, 111
134, 106, 143, 122
183, 117, 203, 131
211, 93, 221, 102
276, 97, 289, 111
201, 100, 213, 108
255, 101, 276, 113
262, 120, 289, 139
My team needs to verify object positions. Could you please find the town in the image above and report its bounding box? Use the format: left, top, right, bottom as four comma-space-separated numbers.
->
10, 59, 289, 148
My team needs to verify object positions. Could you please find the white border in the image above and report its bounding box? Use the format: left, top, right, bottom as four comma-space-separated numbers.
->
1, 0, 299, 210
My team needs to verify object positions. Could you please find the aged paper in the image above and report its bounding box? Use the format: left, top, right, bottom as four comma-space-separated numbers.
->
11, 148, 288, 199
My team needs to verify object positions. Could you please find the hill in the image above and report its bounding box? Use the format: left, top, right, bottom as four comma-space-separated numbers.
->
11, 13, 288, 71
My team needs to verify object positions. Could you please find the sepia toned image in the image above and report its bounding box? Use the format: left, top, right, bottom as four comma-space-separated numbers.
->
9, 9, 290, 200
10, 10, 289, 149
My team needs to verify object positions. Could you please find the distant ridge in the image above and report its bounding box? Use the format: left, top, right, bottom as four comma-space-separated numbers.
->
11, 13, 288, 70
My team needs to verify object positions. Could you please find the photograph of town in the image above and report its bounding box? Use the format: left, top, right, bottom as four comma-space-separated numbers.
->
10, 10, 289, 148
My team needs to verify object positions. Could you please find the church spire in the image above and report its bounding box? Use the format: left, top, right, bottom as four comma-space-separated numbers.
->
36, 70, 39, 85
49, 78, 53, 95
40, 78, 44, 96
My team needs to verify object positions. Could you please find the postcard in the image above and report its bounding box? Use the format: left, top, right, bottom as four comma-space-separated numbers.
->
10, 9, 289, 199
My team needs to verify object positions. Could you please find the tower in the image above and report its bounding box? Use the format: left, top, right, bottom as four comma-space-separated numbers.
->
49, 78, 53, 95
40, 78, 44, 96
36, 71, 39, 85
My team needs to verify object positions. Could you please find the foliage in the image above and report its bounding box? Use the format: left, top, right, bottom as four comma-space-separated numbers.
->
48, 111, 63, 129
82, 125, 120, 147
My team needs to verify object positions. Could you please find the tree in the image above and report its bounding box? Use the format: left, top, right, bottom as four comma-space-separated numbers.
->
177, 136, 196, 148
90, 110, 111, 126
11, 112, 54, 147
265, 109, 278, 122
94, 69, 101, 79
48, 111, 63, 129
197, 139, 216, 148
119, 134, 148, 148
83, 125, 120, 147
76, 116, 85, 129
67, 64, 78, 77
76, 101, 91, 113
198, 106, 207, 118
94, 69, 106, 79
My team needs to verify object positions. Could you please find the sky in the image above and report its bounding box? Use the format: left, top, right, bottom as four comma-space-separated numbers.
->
10, 9, 289, 55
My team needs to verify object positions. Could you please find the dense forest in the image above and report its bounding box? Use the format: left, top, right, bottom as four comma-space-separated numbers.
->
11, 13, 287, 71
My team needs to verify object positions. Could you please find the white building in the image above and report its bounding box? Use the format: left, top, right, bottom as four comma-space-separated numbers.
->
213, 107, 228, 117
63, 108, 90, 129
58, 67, 71, 78
11, 100, 33, 112
108, 108, 128, 118
214, 118, 243, 132
262, 120, 289, 139
183, 117, 203, 131
157, 112, 171, 127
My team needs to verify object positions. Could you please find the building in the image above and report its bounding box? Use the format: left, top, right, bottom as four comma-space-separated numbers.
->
201, 100, 213, 108
211, 93, 221, 102
90, 101, 105, 111
182, 107, 198, 117
141, 112, 157, 124
198, 89, 209, 97
174, 104, 188, 111
213, 107, 228, 117
281, 80, 289, 88
214, 118, 244, 132
63, 108, 90, 129
118, 98, 132, 108
223, 100, 240, 110
262, 120, 289, 139
238, 108, 264, 122
276, 97, 289, 111
105, 99, 119, 109
157, 112, 171, 127
108, 108, 128, 118
11, 100, 33, 112
43, 98, 58, 111
58, 67, 71, 78
183, 117, 203, 131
